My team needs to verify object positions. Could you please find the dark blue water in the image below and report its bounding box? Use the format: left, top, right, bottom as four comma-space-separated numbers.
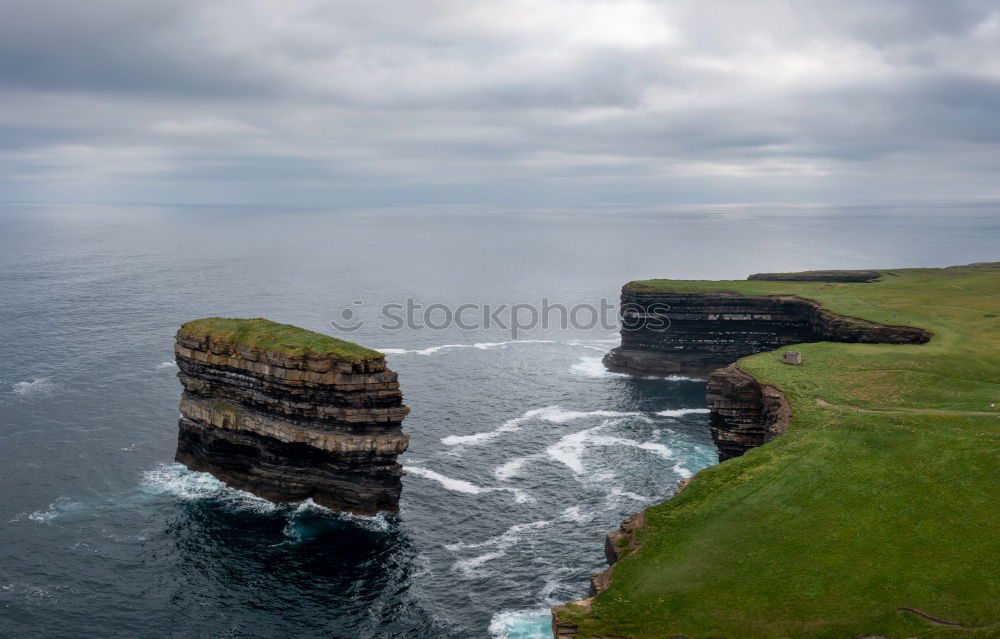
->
1, 203, 997, 638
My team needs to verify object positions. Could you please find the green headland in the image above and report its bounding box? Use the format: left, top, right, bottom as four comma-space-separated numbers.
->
564, 266, 1000, 638
178, 317, 383, 361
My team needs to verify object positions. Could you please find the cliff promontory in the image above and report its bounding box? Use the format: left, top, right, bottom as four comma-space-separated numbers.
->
604, 286, 929, 377
555, 267, 999, 639
174, 318, 409, 515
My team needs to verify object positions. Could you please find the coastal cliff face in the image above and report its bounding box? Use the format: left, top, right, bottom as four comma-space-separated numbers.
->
174, 319, 409, 515
706, 364, 790, 461
604, 289, 930, 377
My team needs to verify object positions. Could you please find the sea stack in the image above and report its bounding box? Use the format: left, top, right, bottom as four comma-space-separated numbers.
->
173, 318, 409, 515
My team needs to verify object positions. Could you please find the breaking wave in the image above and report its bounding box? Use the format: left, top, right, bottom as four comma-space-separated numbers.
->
447, 520, 551, 578
139, 463, 280, 514
11, 377, 55, 397
656, 408, 710, 417
404, 466, 532, 503
442, 406, 644, 446
488, 608, 553, 639
569, 356, 702, 381
11, 498, 83, 524
379, 340, 554, 356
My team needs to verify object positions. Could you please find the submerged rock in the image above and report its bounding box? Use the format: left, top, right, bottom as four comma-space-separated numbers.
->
173, 318, 409, 515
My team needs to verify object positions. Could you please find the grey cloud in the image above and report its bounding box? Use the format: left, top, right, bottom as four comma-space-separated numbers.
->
0, 0, 998, 204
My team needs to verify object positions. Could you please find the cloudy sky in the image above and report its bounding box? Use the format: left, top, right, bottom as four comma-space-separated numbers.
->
1, 0, 999, 205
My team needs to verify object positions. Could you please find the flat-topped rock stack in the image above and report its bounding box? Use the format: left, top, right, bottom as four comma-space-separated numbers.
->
173, 318, 409, 515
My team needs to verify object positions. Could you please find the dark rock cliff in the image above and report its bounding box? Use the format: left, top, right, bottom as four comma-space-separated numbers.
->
706, 364, 790, 461
174, 326, 409, 515
604, 289, 930, 377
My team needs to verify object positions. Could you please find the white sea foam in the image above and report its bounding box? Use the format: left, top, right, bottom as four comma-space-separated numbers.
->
11, 377, 55, 397
27, 509, 59, 524
403, 466, 487, 494
156, 361, 178, 369
494, 455, 536, 481
379, 340, 554, 356
140, 463, 279, 514
279, 500, 393, 542
656, 408, 710, 417
447, 520, 551, 578
545, 427, 595, 474
570, 356, 628, 378
488, 608, 553, 639
545, 418, 678, 476
569, 356, 703, 381
673, 462, 694, 479
560, 506, 592, 523
404, 466, 532, 503
609, 487, 649, 502
12, 498, 83, 524
589, 434, 675, 459
442, 405, 644, 446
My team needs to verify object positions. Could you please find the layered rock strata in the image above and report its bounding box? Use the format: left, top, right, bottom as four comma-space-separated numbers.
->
604, 289, 930, 377
707, 364, 790, 461
174, 319, 409, 515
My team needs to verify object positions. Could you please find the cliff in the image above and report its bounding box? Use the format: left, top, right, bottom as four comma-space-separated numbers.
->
604, 288, 930, 377
706, 364, 789, 461
173, 318, 409, 515
553, 268, 1000, 639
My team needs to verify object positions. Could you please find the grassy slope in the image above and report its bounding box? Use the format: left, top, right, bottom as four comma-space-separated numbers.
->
178, 317, 382, 361
570, 267, 1000, 638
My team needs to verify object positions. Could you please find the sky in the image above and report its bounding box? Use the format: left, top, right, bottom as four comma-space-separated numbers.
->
1, 0, 999, 206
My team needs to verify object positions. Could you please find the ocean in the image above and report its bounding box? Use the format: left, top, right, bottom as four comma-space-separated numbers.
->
1, 202, 996, 638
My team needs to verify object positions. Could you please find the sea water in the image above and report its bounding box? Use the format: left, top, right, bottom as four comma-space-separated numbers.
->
1, 202, 996, 638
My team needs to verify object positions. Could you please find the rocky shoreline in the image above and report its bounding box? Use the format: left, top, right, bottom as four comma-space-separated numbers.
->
174, 318, 410, 515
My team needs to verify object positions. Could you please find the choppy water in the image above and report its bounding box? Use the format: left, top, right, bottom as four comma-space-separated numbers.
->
1, 202, 997, 638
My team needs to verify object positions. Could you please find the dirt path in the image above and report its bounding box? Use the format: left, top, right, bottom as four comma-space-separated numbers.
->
814, 398, 998, 417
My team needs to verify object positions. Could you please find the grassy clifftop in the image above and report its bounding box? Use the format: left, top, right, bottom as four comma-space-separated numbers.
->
178, 318, 383, 361
566, 267, 1000, 638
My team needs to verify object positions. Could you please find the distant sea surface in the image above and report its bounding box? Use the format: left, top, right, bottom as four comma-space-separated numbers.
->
1, 202, 996, 638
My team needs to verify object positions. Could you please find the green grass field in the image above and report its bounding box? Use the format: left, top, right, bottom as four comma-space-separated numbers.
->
564, 266, 1000, 638
178, 317, 383, 361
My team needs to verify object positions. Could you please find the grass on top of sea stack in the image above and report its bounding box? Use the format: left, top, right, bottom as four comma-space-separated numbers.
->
564, 266, 1000, 639
178, 317, 383, 361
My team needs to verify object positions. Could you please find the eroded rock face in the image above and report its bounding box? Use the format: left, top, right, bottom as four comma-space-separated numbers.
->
706, 364, 790, 461
604, 290, 930, 377
174, 326, 409, 515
